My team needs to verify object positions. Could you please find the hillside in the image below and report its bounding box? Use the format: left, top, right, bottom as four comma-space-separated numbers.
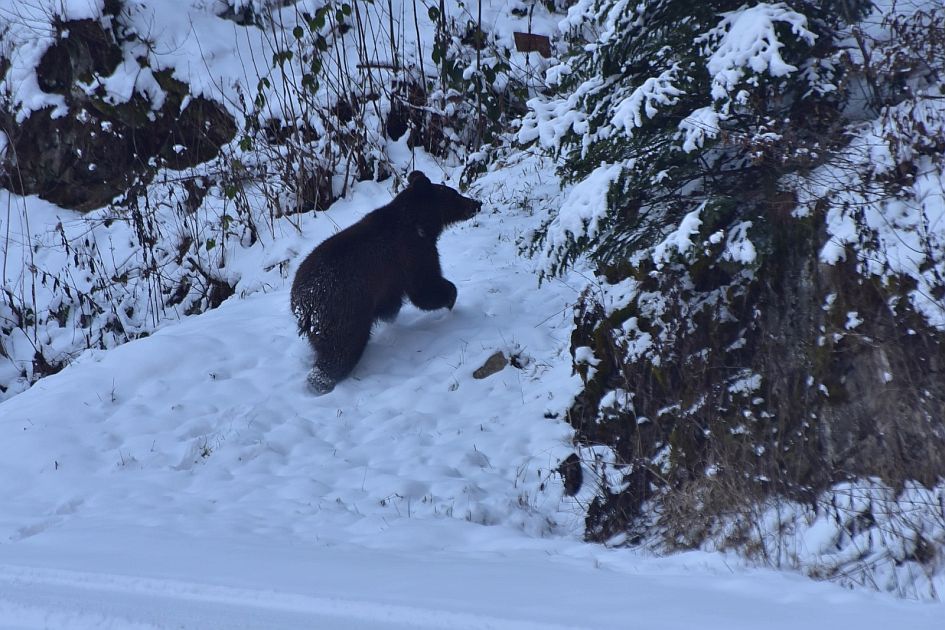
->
2, 0, 945, 620
2, 165, 943, 628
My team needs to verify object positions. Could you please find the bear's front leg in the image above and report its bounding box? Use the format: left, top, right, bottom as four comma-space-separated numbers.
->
404, 244, 458, 311
406, 276, 457, 311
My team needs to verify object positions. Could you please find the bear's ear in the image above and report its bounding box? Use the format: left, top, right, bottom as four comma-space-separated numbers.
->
407, 171, 431, 190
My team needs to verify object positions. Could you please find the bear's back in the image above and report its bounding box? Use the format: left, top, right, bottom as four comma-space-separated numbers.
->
291, 203, 408, 323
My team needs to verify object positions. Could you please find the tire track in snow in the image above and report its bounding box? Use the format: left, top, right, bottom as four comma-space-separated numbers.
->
0, 564, 589, 630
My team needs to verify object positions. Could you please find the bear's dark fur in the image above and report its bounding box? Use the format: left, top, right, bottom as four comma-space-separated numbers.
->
290, 171, 481, 393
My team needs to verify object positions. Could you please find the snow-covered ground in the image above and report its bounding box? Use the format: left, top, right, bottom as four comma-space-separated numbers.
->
4, 527, 944, 629
2, 158, 944, 627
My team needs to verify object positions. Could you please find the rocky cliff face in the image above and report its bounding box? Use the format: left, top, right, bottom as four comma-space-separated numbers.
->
0, 5, 235, 211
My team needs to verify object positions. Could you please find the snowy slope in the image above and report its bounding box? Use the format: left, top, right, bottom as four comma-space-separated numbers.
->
0, 158, 581, 543
2, 158, 945, 627
3, 528, 944, 629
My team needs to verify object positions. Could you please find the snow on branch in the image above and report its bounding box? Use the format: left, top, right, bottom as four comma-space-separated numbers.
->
517, 74, 598, 150
539, 162, 624, 268
678, 106, 722, 153
610, 65, 684, 136
699, 2, 816, 102
651, 203, 704, 269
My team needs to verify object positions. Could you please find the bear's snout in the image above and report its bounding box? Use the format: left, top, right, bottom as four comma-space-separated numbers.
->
463, 198, 482, 219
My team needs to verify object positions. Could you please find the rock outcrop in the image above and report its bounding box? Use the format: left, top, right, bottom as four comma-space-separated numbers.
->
0, 9, 236, 211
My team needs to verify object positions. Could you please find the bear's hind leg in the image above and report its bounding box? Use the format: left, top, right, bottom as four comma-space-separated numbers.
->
308, 316, 372, 394
306, 365, 336, 395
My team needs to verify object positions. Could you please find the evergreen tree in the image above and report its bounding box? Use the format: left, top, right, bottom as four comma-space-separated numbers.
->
524, 0, 945, 554
527, 0, 867, 274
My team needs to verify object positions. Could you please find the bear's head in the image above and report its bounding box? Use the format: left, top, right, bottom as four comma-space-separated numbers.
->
405, 171, 481, 234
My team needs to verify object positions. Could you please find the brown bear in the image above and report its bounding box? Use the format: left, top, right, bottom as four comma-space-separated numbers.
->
290, 171, 481, 393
